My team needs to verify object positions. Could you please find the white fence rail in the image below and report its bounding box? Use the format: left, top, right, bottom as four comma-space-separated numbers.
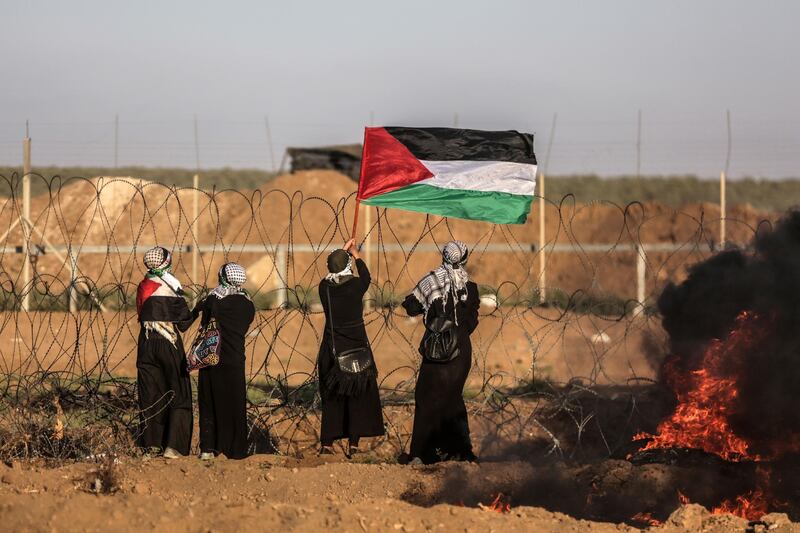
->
0, 241, 723, 312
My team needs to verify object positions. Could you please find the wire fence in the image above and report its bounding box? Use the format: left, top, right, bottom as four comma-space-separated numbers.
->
1, 113, 799, 177
0, 172, 773, 462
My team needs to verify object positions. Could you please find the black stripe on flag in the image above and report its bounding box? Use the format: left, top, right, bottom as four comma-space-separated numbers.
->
383, 127, 536, 164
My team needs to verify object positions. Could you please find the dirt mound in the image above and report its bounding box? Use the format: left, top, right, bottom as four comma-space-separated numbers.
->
3, 170, 775, 248
0, 170, 779, 297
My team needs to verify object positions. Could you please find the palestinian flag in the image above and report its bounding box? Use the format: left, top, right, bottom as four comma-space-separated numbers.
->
357, 127, 537, 224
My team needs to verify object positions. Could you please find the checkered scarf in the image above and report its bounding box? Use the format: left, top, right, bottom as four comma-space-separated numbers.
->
412, 241, 469, 321
143, 246, 182, 294
210, 262, 250, 299
144, 246, 170, 272
324, 255, 353, 285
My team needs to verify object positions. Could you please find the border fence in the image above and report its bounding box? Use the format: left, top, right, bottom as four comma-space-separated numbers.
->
0, 240, 716, 312
0, 162, 767, 462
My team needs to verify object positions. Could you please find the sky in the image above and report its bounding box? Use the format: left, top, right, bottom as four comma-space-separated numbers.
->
1, 0, 798, 178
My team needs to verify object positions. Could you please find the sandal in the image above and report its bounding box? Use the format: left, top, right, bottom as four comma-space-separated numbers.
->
346, 445, 361, 459
163, 447, 182, 459
318, 445, 335, 456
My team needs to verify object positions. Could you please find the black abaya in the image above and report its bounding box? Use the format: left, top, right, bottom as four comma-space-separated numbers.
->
402, 281, 480, 464
136, 332, 194, 454
194, 293, 256, 459
136, 277, 194, 455
317, 259, 385, 445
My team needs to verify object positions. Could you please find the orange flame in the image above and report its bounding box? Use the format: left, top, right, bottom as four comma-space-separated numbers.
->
634, 311, 764, 461
678, 486, 769, 521
631, 512, 662, 527
634, 312, 793, 520
712, 490, 769, 520
479, 493, 511, 513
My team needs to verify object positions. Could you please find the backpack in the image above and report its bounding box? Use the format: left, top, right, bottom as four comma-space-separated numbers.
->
420, 309, 460, 363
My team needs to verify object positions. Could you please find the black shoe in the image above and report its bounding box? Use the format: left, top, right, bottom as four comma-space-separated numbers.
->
319, 445, 335, 456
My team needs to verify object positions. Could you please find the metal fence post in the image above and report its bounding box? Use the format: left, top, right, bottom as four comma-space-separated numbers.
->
192, 174, 200, 286
275, 245, 288, 309
636, 244, 646, 316
538, 173, 546, 302
68, 248, 78, 313
21, 132, 32, 312
720, 170, 726, 247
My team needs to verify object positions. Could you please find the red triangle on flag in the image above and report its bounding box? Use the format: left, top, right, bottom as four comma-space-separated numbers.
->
357, 127, 433, 200
136, 278, 162, 314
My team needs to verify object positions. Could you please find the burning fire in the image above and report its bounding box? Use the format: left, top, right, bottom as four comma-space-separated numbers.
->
634, 312, 789, 520
479, 493, 511, 513
634, 311, 765, 462
630, 512, 662, 527
712, 490, 769, 519
674, 480, 771, 521
679, 486, 769, 521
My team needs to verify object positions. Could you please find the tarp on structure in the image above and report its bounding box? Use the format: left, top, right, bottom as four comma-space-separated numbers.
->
287, 144, 362, 180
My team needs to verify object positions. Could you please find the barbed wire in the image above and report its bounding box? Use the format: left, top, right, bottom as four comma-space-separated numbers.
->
0, 172, 770, 462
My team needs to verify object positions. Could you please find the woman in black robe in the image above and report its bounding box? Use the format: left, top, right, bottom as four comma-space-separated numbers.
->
193, 262, 256, 460
317, 238, 384, 456
401, 240, 480, 464
136, 246, 194, 458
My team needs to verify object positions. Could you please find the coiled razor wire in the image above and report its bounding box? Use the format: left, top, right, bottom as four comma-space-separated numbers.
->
0, 173, 767, 462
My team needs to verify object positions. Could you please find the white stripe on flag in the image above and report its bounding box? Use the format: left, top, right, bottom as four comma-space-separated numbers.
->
418, 160, 537, 196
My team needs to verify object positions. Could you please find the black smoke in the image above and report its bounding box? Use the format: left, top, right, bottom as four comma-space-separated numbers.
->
657, 211, 800, 456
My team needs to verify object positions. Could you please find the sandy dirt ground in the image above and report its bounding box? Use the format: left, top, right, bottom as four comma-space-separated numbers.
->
1, 453, 796, 532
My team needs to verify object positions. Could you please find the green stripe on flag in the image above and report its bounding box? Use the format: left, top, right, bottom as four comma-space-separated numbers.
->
361, 184, 533, 224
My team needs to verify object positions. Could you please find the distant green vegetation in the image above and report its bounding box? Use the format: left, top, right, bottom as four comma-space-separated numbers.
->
545, 174, 800, 211
1, 166, 799, 211
0, 165, 279, 195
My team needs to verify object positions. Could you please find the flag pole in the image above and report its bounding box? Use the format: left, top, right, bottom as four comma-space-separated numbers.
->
351, 198, 361, 241
353, 123, 366, 241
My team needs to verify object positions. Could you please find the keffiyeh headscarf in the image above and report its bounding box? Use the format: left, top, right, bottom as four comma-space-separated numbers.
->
412, 240, 470, 320
142, 246, 182, 345
210, 262, 249, 299
325, 249, 353, 285
143, 246, 182, 294
144, 246, 170, 272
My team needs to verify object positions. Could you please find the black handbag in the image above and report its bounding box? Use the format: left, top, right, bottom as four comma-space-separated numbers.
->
420, 311, 460, 363
323, 285, 375, 395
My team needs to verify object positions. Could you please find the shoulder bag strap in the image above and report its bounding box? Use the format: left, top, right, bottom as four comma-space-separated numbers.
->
326, 284, 337, 356
201, 296, 214, 328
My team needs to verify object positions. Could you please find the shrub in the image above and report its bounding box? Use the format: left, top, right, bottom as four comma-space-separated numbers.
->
285, 286, 320, 312
372, 287, 402, 309
532, 288, 638, 317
